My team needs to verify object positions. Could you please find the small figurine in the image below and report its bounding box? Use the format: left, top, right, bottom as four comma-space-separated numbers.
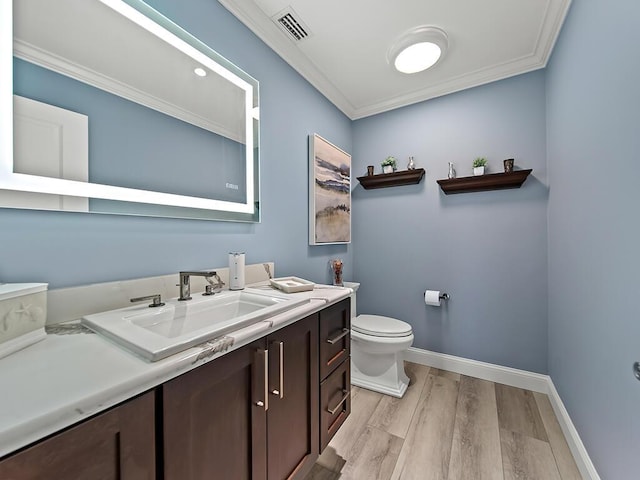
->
407, 156, 416, 170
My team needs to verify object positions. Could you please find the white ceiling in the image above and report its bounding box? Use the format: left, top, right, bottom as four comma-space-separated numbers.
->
219, 0, 572, 119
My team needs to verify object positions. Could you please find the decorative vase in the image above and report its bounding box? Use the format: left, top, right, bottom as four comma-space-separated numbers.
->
330, 259, 343, 286
473, 166, 485, 176
382, 165, 394, 174
448, 162, 456, 179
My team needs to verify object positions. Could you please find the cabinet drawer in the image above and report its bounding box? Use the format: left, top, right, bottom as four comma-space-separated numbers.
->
319, 359, 350, 452
319, 298, 350, 380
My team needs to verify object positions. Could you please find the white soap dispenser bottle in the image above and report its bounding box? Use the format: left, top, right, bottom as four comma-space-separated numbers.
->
229, 252, 245, 290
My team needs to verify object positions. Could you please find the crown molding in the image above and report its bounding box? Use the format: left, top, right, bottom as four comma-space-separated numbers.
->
219, 0, 572, 120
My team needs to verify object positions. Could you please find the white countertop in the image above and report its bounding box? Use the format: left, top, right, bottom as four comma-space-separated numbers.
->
0, 283, 351, 458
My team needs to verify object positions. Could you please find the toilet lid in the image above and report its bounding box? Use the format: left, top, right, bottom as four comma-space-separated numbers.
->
353, 314, 413, 338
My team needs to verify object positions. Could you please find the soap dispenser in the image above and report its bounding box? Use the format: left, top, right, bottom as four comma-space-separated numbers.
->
229, 252, 245, 290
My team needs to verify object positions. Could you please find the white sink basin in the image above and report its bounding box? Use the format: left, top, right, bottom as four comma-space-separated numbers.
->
82, 289, 308, 361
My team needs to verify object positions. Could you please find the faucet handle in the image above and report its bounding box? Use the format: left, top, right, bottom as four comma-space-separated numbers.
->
203, 273, 225, 296
130, 294, 165, 308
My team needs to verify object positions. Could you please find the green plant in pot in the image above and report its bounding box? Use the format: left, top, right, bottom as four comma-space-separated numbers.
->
472, 157, 487, 176
381, 156, 397, 174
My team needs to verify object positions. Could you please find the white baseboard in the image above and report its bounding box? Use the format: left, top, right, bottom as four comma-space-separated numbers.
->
404, 347, 600, 480
405, 347, 549, 392
546, 380, 601, 480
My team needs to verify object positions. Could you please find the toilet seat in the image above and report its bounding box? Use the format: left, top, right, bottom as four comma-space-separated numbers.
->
353, 314, 412, 338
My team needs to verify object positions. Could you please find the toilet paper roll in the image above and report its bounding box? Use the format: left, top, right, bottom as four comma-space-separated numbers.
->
424, 290, 442, 307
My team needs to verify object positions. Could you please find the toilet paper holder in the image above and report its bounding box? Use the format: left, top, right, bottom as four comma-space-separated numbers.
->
423, 292, 450, 300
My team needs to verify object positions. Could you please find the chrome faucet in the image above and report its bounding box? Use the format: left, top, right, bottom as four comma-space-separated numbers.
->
178, 271, 217, 301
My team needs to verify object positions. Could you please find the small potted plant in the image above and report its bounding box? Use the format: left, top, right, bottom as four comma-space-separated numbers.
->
472, 157, 487, 176
381, 156, 397, 174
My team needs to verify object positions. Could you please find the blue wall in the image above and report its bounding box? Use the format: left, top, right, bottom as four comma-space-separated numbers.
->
1, 0, 352, 288
4, 0, 637, 474
546, 0, 640, 478
352, 71, 548, 374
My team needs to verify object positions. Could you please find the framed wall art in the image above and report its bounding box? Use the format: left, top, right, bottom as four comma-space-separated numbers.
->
309, 133, 351, 245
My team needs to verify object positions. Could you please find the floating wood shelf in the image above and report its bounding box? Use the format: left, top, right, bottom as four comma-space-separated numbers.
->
357, 168, 425, 190
436, 169, 532, 195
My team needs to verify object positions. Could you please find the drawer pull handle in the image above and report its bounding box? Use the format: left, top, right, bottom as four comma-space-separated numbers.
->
326, 328, 349, 345
327, 389, 350, 415
263, 349, 269, 411
270, 341, 284, 399
254, 349, 268, 411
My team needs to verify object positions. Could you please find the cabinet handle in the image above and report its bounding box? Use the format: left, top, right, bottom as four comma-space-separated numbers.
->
270, 341, 284, 399
327, 389, 350, 415
326, 328, 349, 344
254, 348, 269, 411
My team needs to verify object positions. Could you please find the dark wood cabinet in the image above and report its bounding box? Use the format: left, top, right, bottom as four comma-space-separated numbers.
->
0, 391, 155, 480
319, 299, 351, 380
318, 298, 351, 451
266, 314, 319, 480
162, 313, 319, 480
163, 338, 267, 480
0, 300, 350, 480
320, 357, 351, 451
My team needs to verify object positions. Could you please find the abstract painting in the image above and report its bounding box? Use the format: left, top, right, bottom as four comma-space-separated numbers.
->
309, 134, 351, 245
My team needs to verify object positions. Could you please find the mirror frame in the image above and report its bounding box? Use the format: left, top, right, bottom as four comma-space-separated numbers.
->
2, 0, 260, 222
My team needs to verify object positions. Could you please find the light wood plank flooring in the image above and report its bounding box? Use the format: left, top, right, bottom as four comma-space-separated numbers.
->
306, 362, 582, 480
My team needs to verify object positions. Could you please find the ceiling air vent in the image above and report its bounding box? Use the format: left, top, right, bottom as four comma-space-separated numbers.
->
273, 7, 311, 43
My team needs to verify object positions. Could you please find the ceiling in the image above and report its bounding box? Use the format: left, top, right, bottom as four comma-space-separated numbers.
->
219, 0, 572, 119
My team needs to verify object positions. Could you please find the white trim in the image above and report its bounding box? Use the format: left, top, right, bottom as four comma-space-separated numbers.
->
405, 347, 600, 480
547, 380, 602, 480
405, 347, 549, 392
0, 1, 12, 176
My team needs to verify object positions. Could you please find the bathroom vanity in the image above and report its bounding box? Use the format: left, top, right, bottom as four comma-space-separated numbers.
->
0, 291, 351, 479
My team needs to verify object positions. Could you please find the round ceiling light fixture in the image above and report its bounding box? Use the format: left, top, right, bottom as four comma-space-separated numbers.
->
388, 26, 448, 74
193, 67, 207, 77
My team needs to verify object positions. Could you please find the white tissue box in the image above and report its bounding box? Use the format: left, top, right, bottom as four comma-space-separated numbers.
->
0, 283, 48, 359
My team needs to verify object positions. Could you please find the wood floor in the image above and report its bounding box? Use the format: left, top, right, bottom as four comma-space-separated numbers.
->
305, 362, 582, 480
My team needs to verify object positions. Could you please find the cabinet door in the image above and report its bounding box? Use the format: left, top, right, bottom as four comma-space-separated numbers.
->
319, 298, 350, 380
267, 314, 319, 480
163, 339, 268, 480
0, 391, 155, 480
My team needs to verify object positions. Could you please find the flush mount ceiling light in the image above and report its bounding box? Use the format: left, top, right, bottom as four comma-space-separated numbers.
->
388, 26, 448, 74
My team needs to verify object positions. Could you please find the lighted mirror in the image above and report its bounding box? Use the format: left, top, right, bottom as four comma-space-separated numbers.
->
1, 0, 260, 222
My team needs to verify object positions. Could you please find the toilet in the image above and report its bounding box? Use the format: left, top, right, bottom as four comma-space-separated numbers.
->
345, 283, 414, 398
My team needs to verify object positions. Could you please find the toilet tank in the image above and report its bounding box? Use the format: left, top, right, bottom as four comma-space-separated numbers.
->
343, 282, 359, 320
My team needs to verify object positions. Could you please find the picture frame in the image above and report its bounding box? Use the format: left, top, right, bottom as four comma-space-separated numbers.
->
309, 133, 351, 245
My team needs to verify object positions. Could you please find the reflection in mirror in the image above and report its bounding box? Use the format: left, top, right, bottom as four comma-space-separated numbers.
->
1, 0, 260, 221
